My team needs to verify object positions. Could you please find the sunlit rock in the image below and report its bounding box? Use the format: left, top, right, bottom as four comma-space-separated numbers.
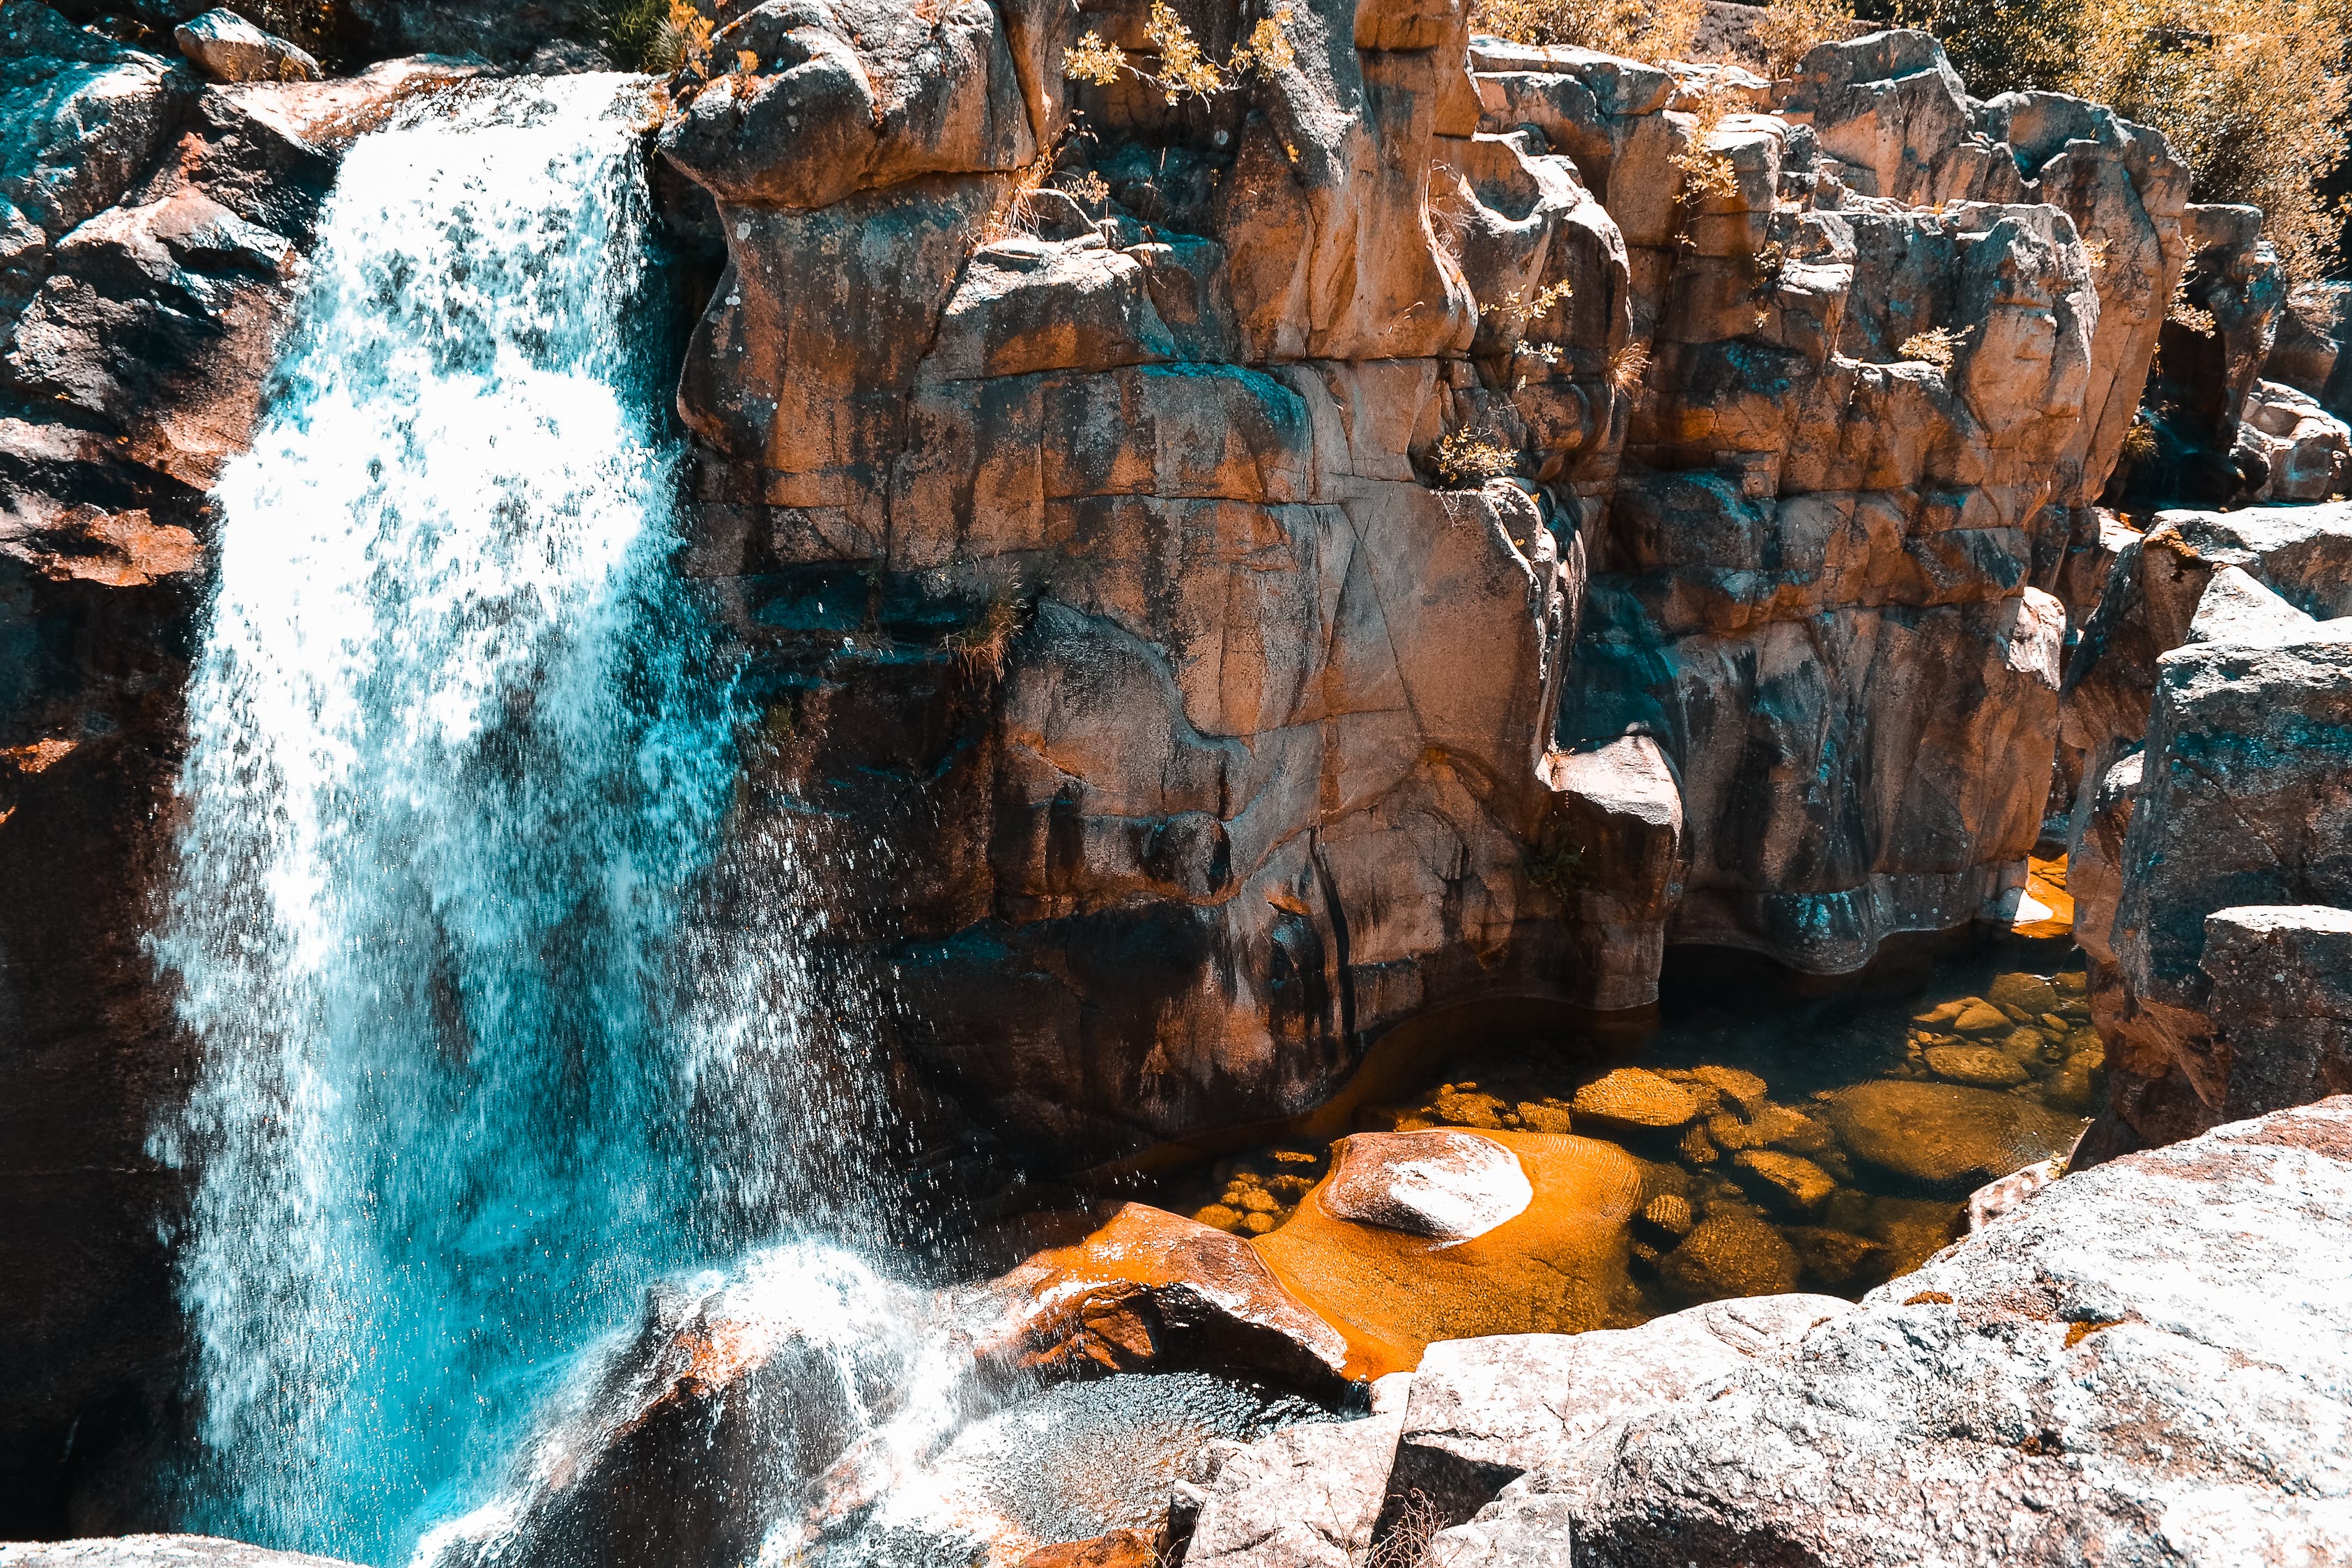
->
1254, 1129, 1647, 1376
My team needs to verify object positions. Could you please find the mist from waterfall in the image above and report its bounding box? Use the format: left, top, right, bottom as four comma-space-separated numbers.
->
151, 75, 894, 1565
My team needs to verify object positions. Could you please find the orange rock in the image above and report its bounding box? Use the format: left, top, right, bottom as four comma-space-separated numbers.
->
1017, 1528, 1162, 1568
980, 1203, 1351, 1394
1251, 1129, 1647, 1378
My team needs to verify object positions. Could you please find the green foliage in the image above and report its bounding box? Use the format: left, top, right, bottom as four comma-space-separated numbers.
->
1525, 837, 1587, 900
604, 0, 710, 73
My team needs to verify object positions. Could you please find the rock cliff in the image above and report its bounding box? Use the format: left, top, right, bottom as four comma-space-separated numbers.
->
652, 3, 2245, 1163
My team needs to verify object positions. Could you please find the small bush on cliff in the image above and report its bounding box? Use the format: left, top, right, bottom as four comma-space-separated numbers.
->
1889, 0, 2351, 278
1063, 1, 1297, 105
605, 0, 713, 74
1428, 429, 1521, 489
1470, 0, 1706, 64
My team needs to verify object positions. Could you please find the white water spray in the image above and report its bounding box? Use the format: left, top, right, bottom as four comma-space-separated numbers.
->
153, 75, 884, 1564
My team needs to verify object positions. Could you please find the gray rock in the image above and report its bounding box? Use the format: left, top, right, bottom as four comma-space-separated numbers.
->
1389, 1295, 1853, 1527
1449, 1098, 2352, 1566
0, 1539, 359, 1568
1181, 1405, 1409, 1568
2089, 565, 2352, 1157
2198, 905, 2352, 1124
174, 10, 320, 84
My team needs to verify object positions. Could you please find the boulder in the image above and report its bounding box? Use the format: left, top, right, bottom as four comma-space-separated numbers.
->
1253, 1130, 1648, 1377
174, 10, 321, 84
2082, 551, 2352, 1158
1316, 1130, 1534, 1241
1820, 1079, 2084, 1192
1178, 1406, 1407, 1568
978, 1204, 1353, 1396
1390, 1294, 1853, 1528
1448, 1097, 2352, 1566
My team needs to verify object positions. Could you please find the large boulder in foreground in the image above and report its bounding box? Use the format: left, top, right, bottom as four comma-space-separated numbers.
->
1431, 1097, 2352, 1566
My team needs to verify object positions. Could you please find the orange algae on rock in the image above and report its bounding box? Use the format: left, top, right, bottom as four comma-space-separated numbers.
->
1250, 1129, 1647, 1378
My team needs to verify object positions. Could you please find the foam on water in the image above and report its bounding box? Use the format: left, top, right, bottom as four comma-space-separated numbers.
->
152, 74, 884, 1564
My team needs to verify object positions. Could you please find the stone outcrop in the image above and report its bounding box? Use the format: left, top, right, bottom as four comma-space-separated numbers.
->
654, 8, 2227, 1166
2062, 501, 2352, 1159
1093, 1099, 2352, 1566
173, 10, 320, 84
0, 6, 467, 1530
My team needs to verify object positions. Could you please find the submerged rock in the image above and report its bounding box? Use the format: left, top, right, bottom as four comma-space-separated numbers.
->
1822, 1079, 2084, 1192
1655, 1213, 1801, 1304
1567, 1068, 1698, 1133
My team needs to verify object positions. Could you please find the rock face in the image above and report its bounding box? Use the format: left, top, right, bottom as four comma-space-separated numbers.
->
656, 8, 2212, 1166
0, 8, 466, 1530
1132, 1099, 2352, 1567
2062, 502, 2352, 1159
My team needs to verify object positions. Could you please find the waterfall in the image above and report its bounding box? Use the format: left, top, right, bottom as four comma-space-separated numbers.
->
152, 74, 886, 1565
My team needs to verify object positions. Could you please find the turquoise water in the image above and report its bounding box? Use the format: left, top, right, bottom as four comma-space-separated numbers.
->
150, 75, 881, 1565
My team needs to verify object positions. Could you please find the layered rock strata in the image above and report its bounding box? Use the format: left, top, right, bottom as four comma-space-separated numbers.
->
656, 6, 2226, 1162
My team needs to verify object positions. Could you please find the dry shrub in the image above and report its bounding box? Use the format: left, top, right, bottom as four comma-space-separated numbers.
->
1897, 324, 1969, 367
1669, 75, 1744, 203
1359, 1491, 1447, 1568
1064, 1, 1298, 105
1753, 0, 1855, 75
1470, 0, 1706, 63
605, 0, 716, 74
1898, 0, 2351, 279
1428, 429, 1521, 489
1608, 338, 1652, 392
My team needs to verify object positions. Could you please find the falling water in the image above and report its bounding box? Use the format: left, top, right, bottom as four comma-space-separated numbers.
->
151, 74, 887, 1565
